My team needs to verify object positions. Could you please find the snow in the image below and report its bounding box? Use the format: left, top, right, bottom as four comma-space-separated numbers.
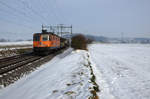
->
0, 48, 96, 99
88, 53, 115, 99
0, 41, 33, 51
0, 41, 32, 46
1, 43, 150, 99
88, 43, 150, 99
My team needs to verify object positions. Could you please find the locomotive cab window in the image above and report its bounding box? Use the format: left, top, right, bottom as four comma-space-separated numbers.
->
42, 35, 49, 41
33, 35, 40, 41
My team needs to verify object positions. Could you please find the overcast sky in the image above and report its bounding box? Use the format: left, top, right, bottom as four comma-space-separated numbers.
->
0, 0, 150, 40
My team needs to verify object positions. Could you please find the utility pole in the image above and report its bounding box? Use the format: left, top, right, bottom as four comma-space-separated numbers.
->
42, 24, 44, 30
70, 25, 72, 47
59, 24, 63, 37
121, 32, 124, 43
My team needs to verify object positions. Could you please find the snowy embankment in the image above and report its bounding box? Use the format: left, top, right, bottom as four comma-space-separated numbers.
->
0, 41, 32, 50
0, 48, 99, 99
88, 43, 150, 99
0, 41, 32, 46
0, 41, 33, 58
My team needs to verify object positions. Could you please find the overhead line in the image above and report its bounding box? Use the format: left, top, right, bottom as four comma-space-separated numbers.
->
19, 0, 47, 24
0, 7, 40, 26
0, 1, 43, 26
0, 16, 37, 30
45, 0, 64, 24
53, 0, 70, 23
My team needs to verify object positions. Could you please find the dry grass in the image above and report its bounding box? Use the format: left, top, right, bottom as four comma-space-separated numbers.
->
0, 48, 32, 58
89, 90, 99, 99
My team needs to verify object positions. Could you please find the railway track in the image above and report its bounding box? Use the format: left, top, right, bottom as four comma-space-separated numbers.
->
0, 48, 67, 87
0, 55, 41, 75
0, 53, 32, 63
0, 53, 42, 76
0, 54, 21, 63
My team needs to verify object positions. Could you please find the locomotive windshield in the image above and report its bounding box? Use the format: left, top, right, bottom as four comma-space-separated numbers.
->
33, 34, 40, 41
42, 35, 49, 41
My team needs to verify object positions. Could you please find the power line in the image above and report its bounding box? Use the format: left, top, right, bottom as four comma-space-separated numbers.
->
44, 0, 64, 24
19, 0, 47, 24
0, 0, 71, 34
0, 7, 40, 27
0, 1, 40, 25
43, 0, 61, 24
0, 16, 37, 30
53, 0, 71, 24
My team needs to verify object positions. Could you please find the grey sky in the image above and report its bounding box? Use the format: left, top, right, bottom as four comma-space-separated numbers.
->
0, 0, 150, 40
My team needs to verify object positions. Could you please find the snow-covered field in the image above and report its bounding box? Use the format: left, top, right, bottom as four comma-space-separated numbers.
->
0, 43, 150, 99
89, 43, 150, 99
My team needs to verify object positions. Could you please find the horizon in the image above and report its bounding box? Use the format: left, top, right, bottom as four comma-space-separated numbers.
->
1, 32, 150, 42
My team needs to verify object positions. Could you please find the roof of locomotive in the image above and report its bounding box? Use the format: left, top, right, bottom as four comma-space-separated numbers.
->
34, 32, 60, 37
34, 30, 68, 40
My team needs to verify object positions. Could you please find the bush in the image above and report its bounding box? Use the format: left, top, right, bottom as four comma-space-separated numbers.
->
86, 38, 93, 44
71, 34, 87, 50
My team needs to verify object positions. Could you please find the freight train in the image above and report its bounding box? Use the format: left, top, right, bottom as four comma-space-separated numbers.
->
33, 29, 69, 55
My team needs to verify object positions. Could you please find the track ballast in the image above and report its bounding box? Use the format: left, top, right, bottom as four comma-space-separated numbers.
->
0, 48, 67, 87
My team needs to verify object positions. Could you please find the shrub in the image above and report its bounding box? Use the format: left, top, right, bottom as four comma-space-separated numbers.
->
71, 34, 87, 50
86, 38, 93, 44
